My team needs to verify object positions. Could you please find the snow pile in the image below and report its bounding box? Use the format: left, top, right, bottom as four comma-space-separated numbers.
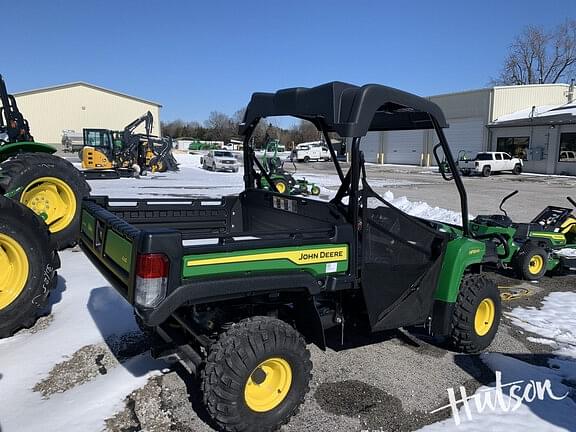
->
507, 292, 576, 382
383, 191, 466, 225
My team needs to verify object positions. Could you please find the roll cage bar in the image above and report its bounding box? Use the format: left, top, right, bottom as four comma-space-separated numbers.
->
239, 81, 469, 237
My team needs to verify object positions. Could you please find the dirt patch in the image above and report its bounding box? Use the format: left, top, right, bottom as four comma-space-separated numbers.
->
33, 332, 148, 397
105, 372, 207, 432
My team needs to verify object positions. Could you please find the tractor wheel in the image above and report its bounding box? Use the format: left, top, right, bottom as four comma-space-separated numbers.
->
202, 317, 312, 432
0, 196, 58, 338
310, 185, 321, 196
514, 245, 548, 280
273, 179, 289, 195
449, 274, 501, 353
512, 164, 522, 175
0, 153, 90, 250
481, 165, 491, 177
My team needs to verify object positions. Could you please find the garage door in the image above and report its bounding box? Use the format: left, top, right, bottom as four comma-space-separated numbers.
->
383, 130, 424, 165
360, 132, 380, 163
443, 118, 484, 160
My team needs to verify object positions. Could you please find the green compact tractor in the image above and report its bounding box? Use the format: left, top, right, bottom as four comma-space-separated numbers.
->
0, 196, 59, 338
470, 191, 576, 280
258, 140, 320, 196
0, 74, 90, 249
80, 82, 505, 432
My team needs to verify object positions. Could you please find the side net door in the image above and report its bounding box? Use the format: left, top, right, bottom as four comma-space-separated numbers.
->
360, 181, 448, 332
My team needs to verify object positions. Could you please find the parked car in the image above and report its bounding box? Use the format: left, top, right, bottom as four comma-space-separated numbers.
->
292, 145, 331, 162
560, 150, 576, 162
459, 152, 523, 177
201, 150, 239, 172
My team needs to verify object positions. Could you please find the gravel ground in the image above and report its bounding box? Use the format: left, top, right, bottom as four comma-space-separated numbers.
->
25, 161, 575, 431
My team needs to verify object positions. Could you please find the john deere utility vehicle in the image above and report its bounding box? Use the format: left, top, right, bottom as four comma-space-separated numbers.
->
80, 82, 504, 432
470, 191, 576, 280
81, 111, 178, 179
0, 195, 59, 338
0, 74, 90, 249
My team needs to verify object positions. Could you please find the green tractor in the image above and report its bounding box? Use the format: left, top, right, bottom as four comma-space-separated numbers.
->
0, 195, 59, 338
0, 74, 90, 249
257, 139, 320, 196
469, 191, 576, 280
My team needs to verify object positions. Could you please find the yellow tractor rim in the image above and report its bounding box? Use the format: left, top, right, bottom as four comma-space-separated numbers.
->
20, 177, 76, 234
0, 233, 29, 310
528, 255, 544, 275
474, 298, 495, 336
275, 182, 286, 194
244, 357, 292, 412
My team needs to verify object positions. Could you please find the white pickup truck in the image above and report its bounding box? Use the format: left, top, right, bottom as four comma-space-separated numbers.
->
292, 145, 331, 162
459, 152, 523, 177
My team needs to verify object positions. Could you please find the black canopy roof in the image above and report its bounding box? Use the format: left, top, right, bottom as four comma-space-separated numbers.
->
240, 81, 448, 138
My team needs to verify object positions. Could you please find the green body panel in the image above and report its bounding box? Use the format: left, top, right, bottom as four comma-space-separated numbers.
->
104, 229, 133, 272
435, 238, 486, 303
0, 142, 57, 162
529, 231, 567, 247
469, 222, 519, 264
183, 243, 349, 278
81, 210, 96, 241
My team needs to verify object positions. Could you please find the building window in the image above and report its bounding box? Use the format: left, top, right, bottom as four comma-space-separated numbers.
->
496, 137, 529, 160
559, 133, 576, 163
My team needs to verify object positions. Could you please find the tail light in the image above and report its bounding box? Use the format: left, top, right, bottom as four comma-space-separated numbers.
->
135, 253, 169, 308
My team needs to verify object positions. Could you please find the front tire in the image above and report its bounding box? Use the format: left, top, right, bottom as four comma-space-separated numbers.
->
449, 274, 501, 353
0, 153, 90, 250
514, 245, 548, 280
512, 164, 522, 175
0, 196, 58, 338
202, 317, 312, 432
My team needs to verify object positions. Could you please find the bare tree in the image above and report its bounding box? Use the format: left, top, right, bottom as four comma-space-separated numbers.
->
494, 20, 576, 85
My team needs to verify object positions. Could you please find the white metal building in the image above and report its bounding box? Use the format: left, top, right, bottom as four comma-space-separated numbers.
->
362, 84, 571, 170
14, 82, 162, 145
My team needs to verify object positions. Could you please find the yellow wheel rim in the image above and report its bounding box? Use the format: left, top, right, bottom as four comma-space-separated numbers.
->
244, 357, 292, 412
528, 255, 544, 275
275, 182, 286, 194
474, 298, 495, 336
0, 233, 29, 310
20, 177, 76, 234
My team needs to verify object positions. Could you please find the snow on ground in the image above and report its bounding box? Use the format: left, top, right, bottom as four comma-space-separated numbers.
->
382, 191, 466, 225
0, 250, 165, 432
421, 292, 576, 432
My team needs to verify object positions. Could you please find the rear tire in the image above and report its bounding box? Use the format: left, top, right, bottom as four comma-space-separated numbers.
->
201, 317, 312, 432
0, 153, 90, 250
481, 165, 491, 177
514, 245, 548, 280
449, 274, 501, 353
0, 196, 58, 338
310, 185, 320, 195
303, 156, 310, 163
512, 164, 522, 175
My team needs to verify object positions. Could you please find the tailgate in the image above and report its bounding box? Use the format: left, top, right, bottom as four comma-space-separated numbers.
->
80, 199, 141, 299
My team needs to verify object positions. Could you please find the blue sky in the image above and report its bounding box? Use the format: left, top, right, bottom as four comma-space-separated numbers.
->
4, 1, 575, 123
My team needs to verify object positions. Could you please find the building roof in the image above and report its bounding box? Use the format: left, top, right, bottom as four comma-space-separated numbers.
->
14, 81, 162, 107
489, 102, 576, 127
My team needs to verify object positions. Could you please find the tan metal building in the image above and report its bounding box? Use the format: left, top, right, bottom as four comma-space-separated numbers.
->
362, 83, 571, 170
14, 82, 162, 145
